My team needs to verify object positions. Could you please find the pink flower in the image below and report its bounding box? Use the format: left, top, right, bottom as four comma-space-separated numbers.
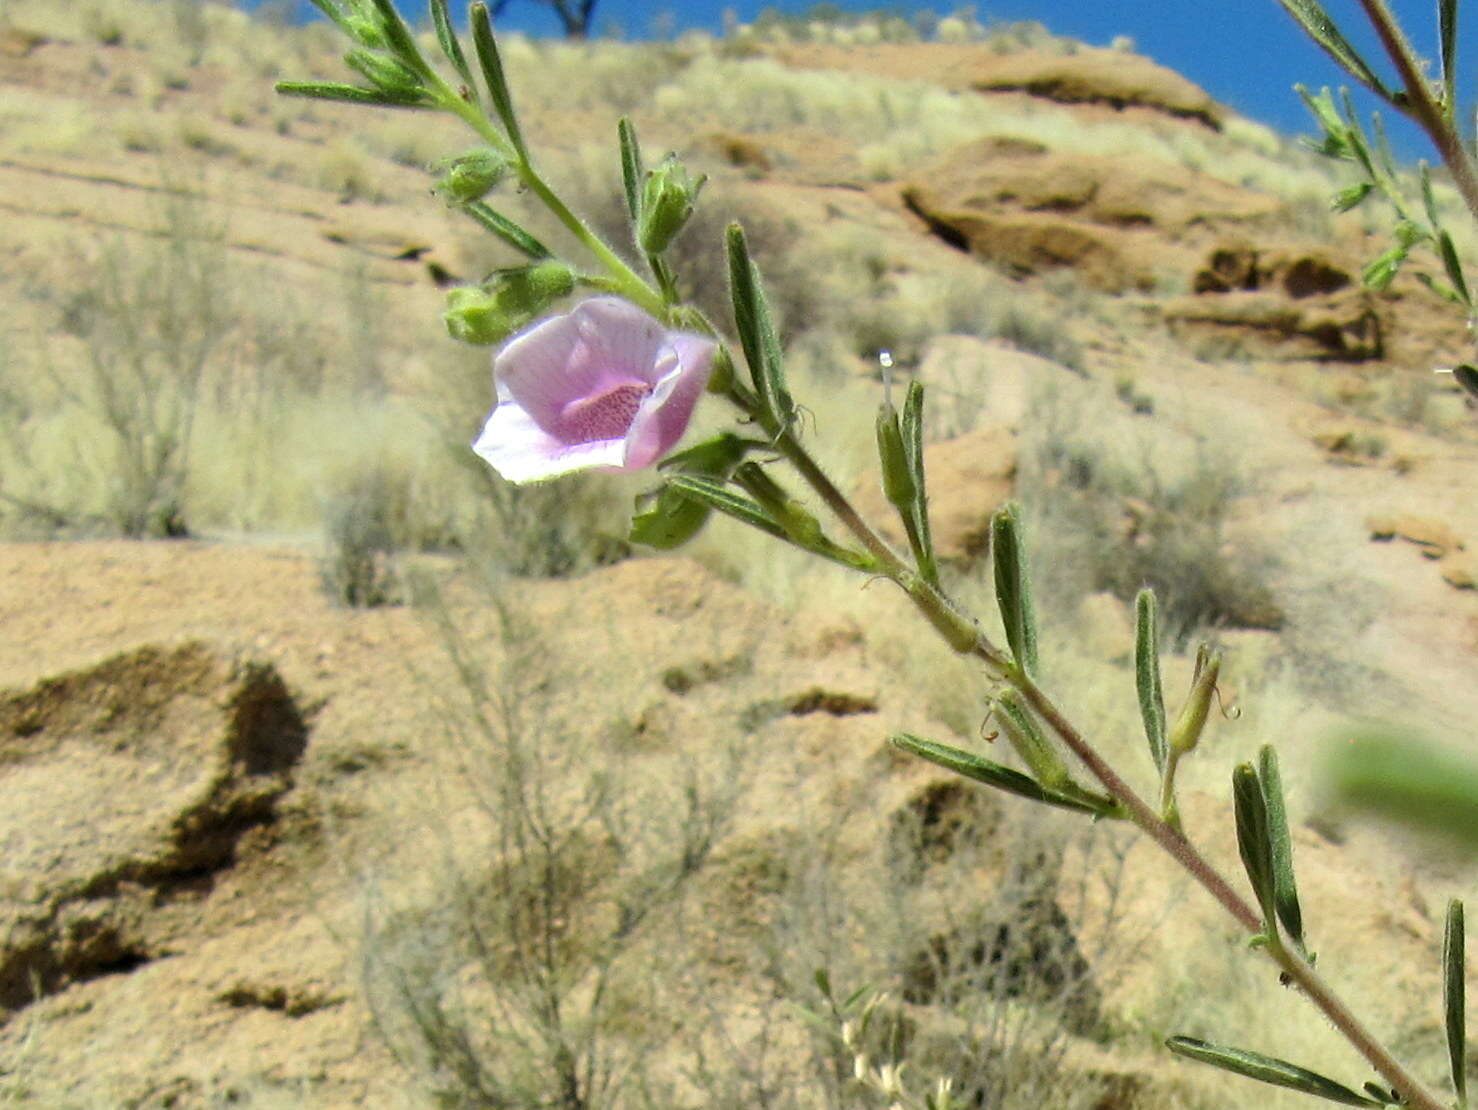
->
473, 297, 716, 484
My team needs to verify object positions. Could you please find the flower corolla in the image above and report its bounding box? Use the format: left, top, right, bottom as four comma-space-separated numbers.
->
473, 297, 715, 484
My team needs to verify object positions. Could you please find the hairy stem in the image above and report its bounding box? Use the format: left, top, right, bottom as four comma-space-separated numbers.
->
1356, 0, 1478, 225
1011, 666, 1446, 1110
430, 80, 667, 318
769, 428, 1445, 1109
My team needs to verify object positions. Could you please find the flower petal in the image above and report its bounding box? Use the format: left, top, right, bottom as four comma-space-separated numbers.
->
571, 297, 669, 383
623, 333, 716, 469
473, 398, 626, 484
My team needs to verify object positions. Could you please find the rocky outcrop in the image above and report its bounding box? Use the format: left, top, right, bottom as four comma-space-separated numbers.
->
901, 138, 1280, 291
0, 642, 308, 1014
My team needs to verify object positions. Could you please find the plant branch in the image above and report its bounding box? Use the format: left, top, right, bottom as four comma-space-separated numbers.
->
428, 79, 666, 318
1356, 0, 1478, 224
1009, 670, 1447, 1110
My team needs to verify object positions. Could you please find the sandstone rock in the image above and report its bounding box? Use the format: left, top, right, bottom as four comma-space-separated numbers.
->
962, 48, 1225, 129
1366, 512, 1466, 558
1193, 244, 1353, 298
1162, 290, 1384, 361
902, 138, 1279, 291
703, 131, 772, 174
0, 642, 308, 1014
1441, 554, 1478, 589
772, 44, 1226, 129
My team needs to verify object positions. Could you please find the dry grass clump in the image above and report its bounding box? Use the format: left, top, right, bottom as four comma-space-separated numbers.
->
1016, 381, 1281, 645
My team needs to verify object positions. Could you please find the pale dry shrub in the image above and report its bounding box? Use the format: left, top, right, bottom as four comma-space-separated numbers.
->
361, 589, 753, 1108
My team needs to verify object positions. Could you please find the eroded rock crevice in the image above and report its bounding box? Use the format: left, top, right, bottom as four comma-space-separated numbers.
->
0, 642, 308, 1015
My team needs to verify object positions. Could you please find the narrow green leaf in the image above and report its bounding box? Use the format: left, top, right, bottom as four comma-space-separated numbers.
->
1438, 230, 1472, 306
899, 380, 937, 586
1446, 899, 1467, 1104
725, 223, 794, 432
462, 201, 552, 258
665, 474, 787, 540
813, 968, 832, 1000
430, 0, 473, 89
630, 435, 757, 549
1166, 1038, 1384, 1106
1274, 0, 1393, 100
1440, 0, 1458, 118
1233, 763, 1278, 931
1135, 590, 1168, 775
275, 81, 414, 106
889, 733, 1106, 816
470, 2, 526, 158
1258, 747, 1306, 953
991, 502, 1038, 678
618, 118, 643, 225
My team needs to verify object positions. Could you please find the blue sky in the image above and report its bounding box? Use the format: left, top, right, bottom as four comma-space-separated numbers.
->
248, 1, 1458, 161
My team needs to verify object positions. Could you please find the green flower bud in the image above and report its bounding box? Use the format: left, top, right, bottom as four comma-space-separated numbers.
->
432, 148, 513, 205
1168, 647, 1221, 756
637, 156, 705, 255
875, 401, 916, 509
442, 260, 577, 345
